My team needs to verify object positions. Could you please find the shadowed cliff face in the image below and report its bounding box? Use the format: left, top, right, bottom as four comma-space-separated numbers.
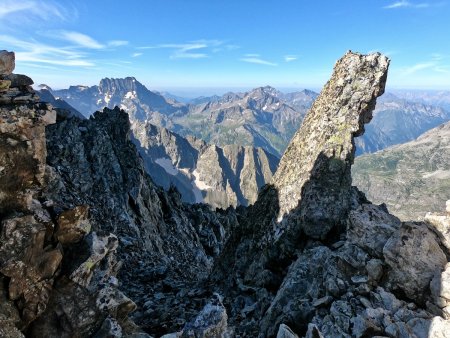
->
131, 120, 279, 209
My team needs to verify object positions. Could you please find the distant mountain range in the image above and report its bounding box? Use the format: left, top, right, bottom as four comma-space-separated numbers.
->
44, 77, 450, 158
45, 79, 315, 156
353, 120, 450, 220
354, 92, 450, 154
393, 89, 450, 111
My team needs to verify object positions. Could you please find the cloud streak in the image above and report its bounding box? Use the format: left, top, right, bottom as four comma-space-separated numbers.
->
0, 0, 73, 22
108, 40, 128, 47
56, 31, 105, 49
383, 1, 439, 9
401, 54, 450, 76
403, 62, 436, 74
240, 57, 277, 66
138, 40, 232, 59
0, 34, 95, 67
139, 42, 209, 58
284, 55, 297, 62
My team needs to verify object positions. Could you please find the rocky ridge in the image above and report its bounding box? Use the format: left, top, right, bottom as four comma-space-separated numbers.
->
353, 120, 450, 220
2, 49, 450, 338
0, 51, 147, 337
51, 81, 315, 157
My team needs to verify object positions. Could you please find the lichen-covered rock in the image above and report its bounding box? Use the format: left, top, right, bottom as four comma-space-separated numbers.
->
0, 214, 62, 328
0, 79, 11, 92
180, 294, 229, 338
0, 54, 154, 336
383, 222, 447, 300
1, 74, 34, 88
272, 51, 389, 239
69, 232, 119, 287
430, 263, 450, 316
425, 203, 450, 252
347, 203, 401, 257
0, 103, 56, 212
55, 205, 91, 245
0, 50, 15, 75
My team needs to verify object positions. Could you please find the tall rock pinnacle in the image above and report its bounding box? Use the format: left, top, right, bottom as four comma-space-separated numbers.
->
271, 51, 389, 239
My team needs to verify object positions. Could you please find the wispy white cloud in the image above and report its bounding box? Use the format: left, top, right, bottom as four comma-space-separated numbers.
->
383, 0, 442, 9
434, 65, 450, 74
139, 42, 208, 58
132, 52, 143, 58
212, 44, 240, 53
284, 55, 297, 62
400, 52, 450, 76
108, 40, 128, 47
403, 62, 435, 74
55, 31, 104, 49
0, 2, 35, 17
240, 57, 277, 66
0, 0, 73, 22
138, 40, 229, 59
244, 53, 260, 57
40, 31, 128, 50
0, 35, 95, 67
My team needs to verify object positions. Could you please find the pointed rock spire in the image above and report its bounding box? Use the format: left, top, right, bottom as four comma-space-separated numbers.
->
271, 51, 389, 239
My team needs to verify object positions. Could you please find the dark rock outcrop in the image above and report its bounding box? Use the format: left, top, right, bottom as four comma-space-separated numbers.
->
0, 51, 150, 337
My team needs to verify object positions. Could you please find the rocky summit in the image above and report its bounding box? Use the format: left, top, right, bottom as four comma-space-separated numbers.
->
2, 49, 450, 338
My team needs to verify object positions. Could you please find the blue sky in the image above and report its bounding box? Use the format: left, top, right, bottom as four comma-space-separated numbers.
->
0, 0, 449, 95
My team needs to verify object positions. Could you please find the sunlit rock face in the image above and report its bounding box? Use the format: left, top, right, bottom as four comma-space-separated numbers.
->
272, 51, 389, 240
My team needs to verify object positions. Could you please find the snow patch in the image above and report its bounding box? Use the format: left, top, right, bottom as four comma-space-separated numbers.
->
262, 104, 268, 110
124, 91, 137, 99
422, 169, 450, 179
192, 169, 213, 190
155, 158, 178, 175
104, 94, 111, 104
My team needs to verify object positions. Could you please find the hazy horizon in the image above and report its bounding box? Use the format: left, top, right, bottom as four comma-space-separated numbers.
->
36, 80, 450, 100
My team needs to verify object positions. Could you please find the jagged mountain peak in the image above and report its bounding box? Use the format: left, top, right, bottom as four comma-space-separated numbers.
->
68, 84, 91, 92
38, 83, 53, 91
246, 85, 282, 101
98, 76, 141, 93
